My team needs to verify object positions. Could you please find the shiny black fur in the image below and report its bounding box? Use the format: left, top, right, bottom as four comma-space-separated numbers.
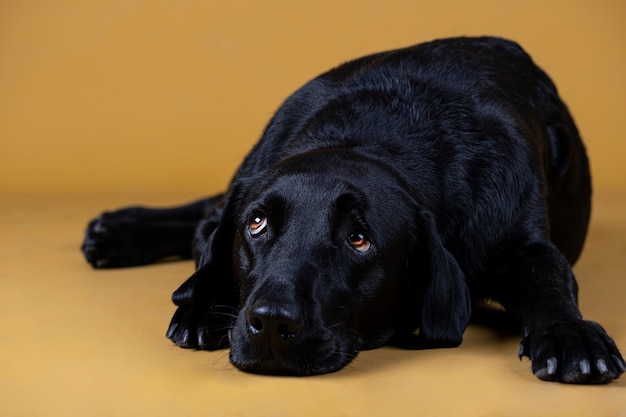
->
82, 37, 624, 383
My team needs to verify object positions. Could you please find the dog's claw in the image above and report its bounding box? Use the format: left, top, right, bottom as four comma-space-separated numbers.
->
93, 221, 107, 234
179, 329, 191, 347
579, 359, 591, 375
95, 259, 109, 268
533, 357, 558, 381
547, 357, 557, 375
166, 322, 178, 339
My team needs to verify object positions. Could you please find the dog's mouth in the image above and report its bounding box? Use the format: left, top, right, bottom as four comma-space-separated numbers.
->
227, 306, 360, 376
229, 337, 359, 376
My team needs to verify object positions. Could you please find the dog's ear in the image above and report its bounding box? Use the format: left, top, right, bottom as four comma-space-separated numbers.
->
171, 183, 245, 308
410, 210, 471, 348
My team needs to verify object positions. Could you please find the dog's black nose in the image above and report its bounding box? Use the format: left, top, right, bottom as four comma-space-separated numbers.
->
247, 301, 303, 347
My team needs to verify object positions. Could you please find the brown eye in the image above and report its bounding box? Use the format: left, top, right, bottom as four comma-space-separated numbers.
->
348, 231, 371, 253
249, 212, 268, 236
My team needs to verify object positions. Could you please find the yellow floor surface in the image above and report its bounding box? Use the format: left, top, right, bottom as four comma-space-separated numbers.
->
1, 190, 625, 417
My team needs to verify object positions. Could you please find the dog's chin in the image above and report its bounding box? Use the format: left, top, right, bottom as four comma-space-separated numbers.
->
228, 332, 359, 376
230, 348, 357, 376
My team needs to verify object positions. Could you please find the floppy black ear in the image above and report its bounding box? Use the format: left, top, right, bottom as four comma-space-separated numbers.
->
171, 184, 244, 308
411, 210, 471, 348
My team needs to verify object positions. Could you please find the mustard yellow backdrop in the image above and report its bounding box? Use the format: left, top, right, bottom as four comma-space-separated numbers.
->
2, 3, 626, 416
1, 0, 625, 194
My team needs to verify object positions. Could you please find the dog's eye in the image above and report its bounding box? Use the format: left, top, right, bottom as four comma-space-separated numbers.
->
248, 212, 268, 236
348, 231, 371, 253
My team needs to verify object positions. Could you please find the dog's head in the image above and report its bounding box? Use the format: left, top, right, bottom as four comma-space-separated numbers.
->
179, 149, 470, 375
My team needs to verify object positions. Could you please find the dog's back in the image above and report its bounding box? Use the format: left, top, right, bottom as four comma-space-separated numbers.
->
239, 36, 590, 267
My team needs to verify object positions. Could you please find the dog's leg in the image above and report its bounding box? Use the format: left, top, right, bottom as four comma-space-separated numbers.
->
489, 242, 625, 383
82, 194, 224, 268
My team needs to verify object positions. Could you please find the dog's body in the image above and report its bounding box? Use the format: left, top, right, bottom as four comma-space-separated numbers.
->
82, 37, 624, 383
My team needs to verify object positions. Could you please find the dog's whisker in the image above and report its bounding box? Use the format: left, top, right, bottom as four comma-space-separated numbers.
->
209, 311, 239, 320
327, 321, 348, 330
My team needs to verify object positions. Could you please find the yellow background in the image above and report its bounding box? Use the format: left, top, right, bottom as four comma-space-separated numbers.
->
1, 0, 626, 194
2, 1, 626, 416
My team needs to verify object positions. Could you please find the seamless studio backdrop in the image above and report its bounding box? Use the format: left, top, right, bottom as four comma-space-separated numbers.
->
1, 1, 626, 416
2, 0, 626, 194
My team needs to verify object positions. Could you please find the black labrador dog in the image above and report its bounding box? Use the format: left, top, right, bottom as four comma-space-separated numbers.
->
82, 36, 624, 383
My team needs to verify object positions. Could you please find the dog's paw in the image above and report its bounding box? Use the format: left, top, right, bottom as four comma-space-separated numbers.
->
81, 208, 151, 268
166, 304, 235, 350
519, 320, 625, 384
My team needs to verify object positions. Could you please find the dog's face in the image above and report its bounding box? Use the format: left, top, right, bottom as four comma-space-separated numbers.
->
227, 150, 418, 375
184, 149, 471, 375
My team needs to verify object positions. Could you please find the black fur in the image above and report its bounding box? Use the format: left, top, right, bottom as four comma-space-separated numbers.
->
82, 36, 624, 383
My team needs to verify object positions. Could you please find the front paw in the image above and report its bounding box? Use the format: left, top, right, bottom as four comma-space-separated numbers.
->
81, 208, 149, 268
166, 303, 236, 350
519, 320, 625, 384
